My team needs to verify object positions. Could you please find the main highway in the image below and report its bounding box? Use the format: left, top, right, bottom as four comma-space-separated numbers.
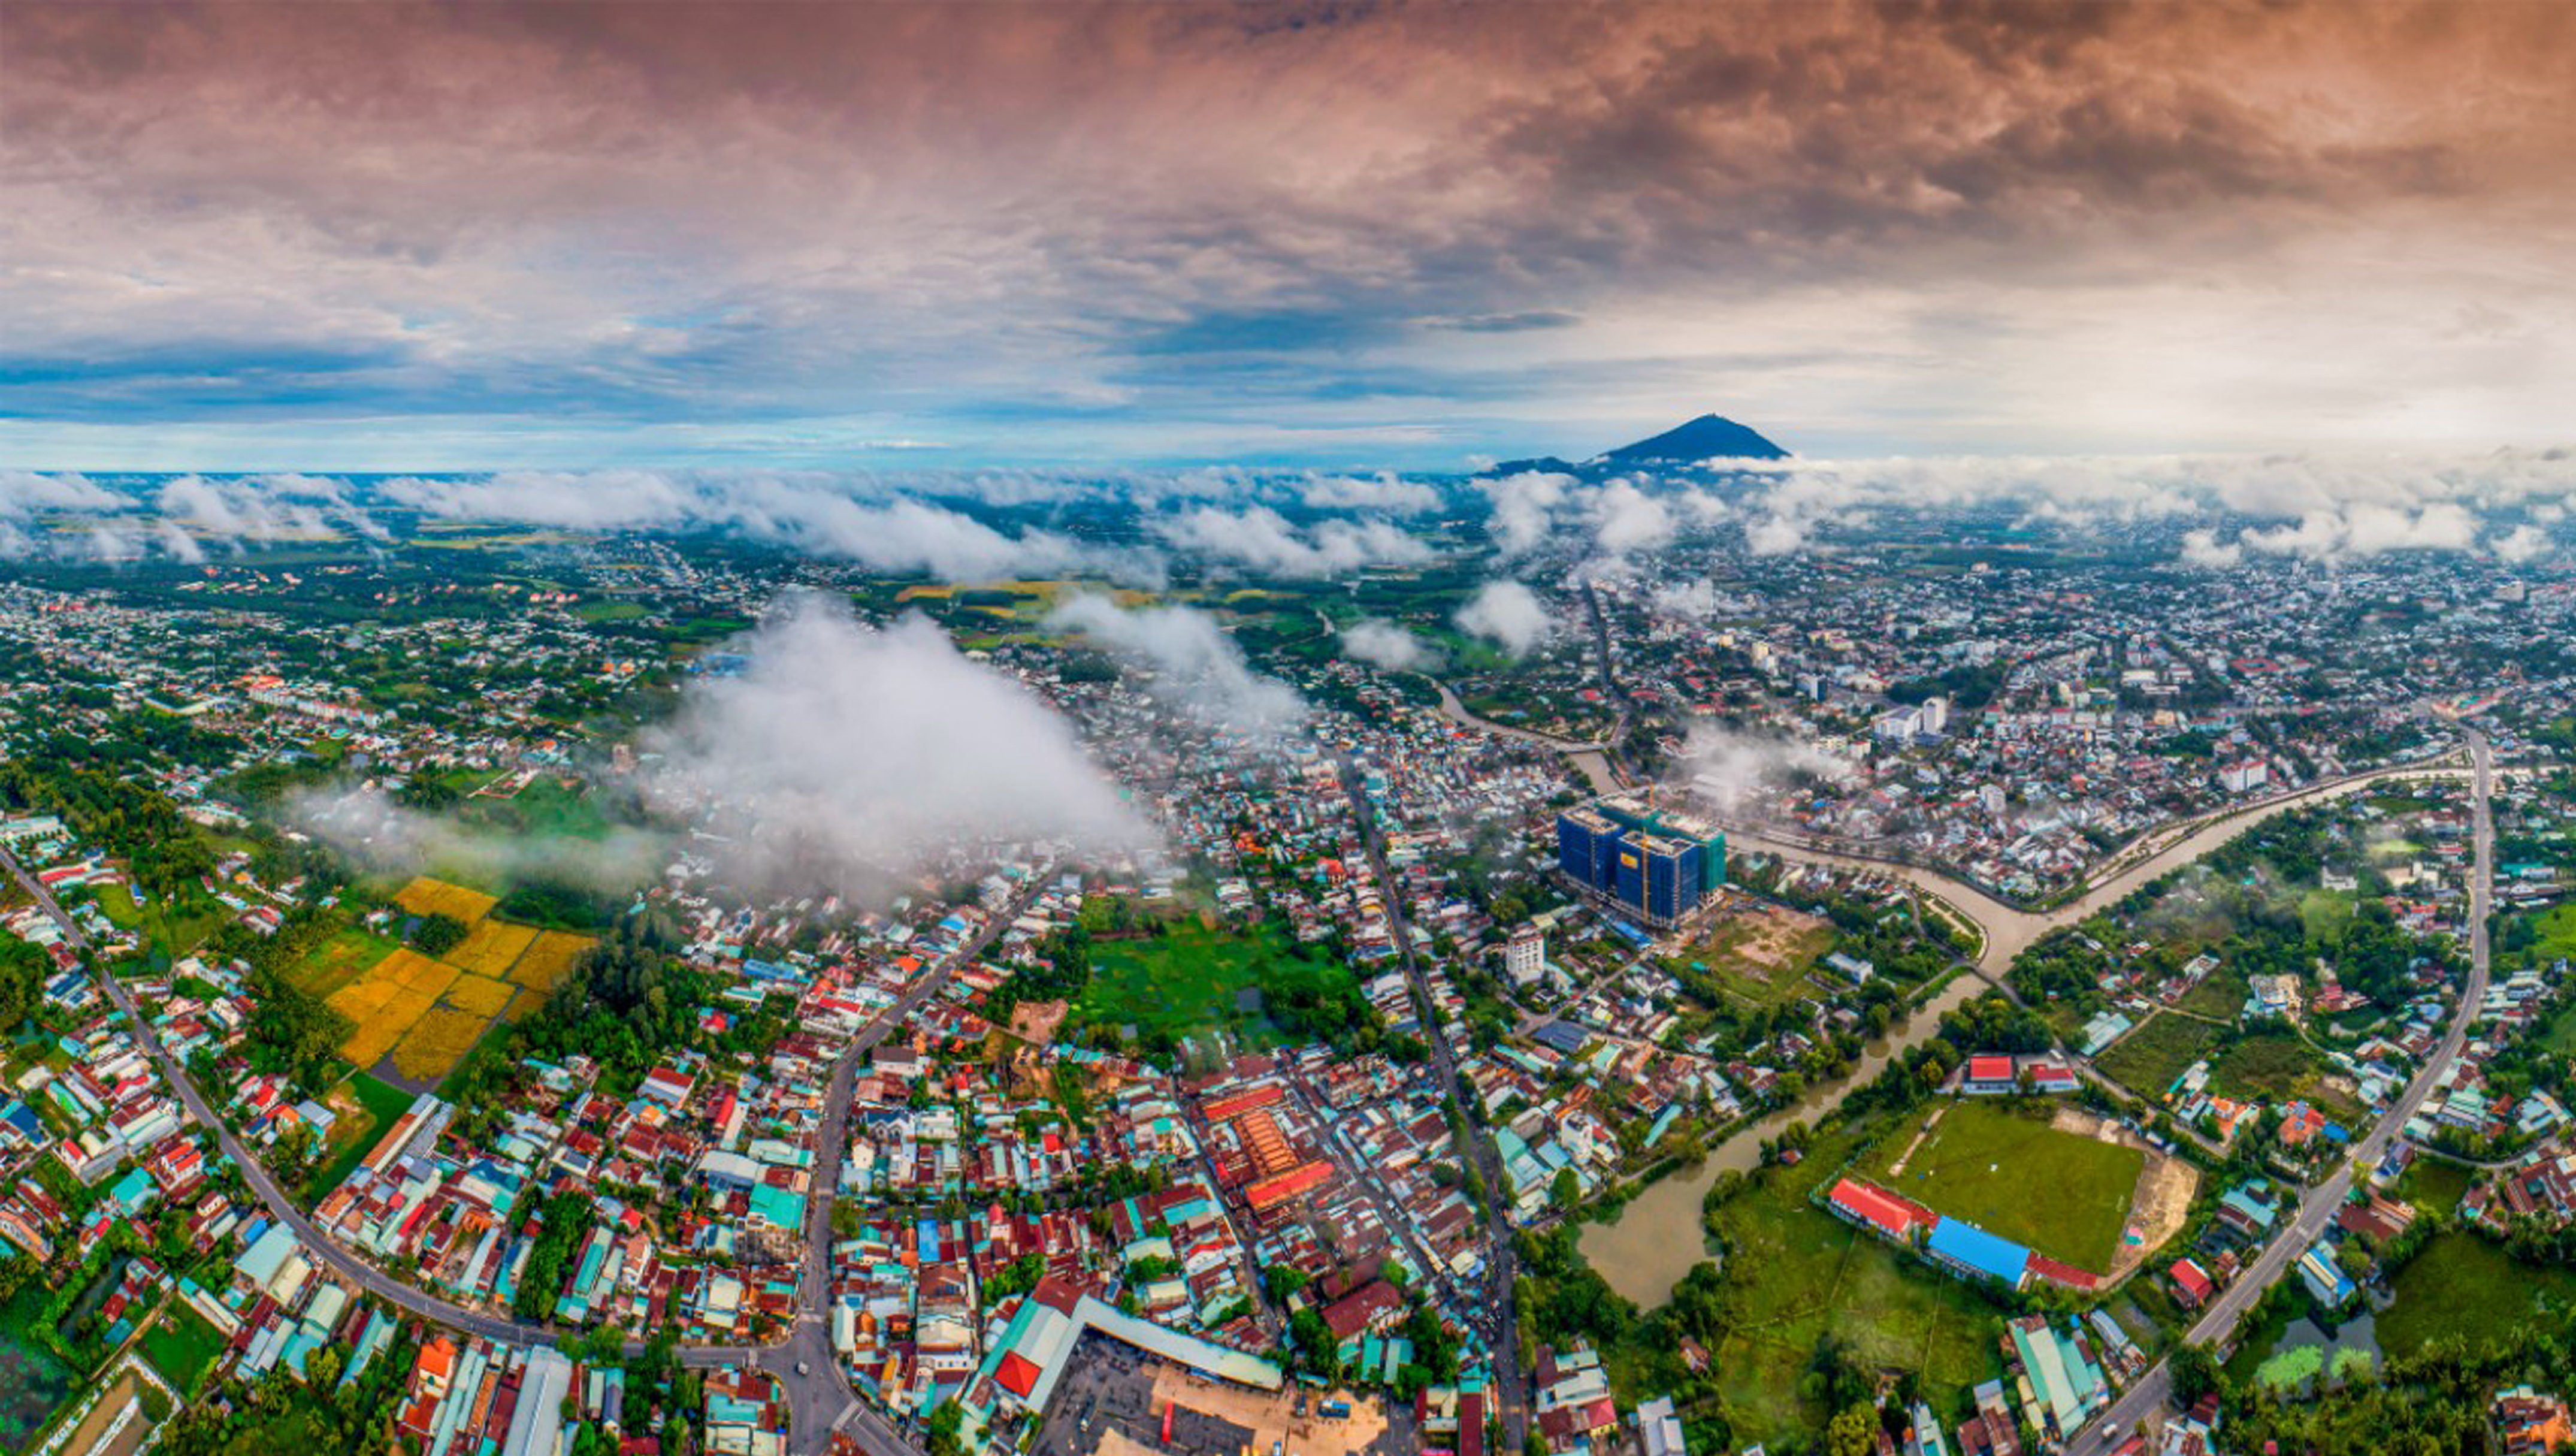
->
0, 839, 1040, 1456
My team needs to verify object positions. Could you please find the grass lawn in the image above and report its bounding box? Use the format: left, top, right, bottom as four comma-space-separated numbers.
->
138, 1304, 226, 1391
1698, 1116, 2006, 1449
2378, 1232, 2576, 1359
2391, 1157, 2475, 1221
307, 1072, 417, 1198
1078, 919, 1352, 1047
1864, 1099, 2143, 1272
2096, 1012, 2220, 1097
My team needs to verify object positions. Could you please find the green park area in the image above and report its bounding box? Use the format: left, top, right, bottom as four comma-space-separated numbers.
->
2378, 1232, 2576, 1359
2095, 1012, 2220, 1098
1695, 1116, 2006, 1448
1864, 1099, 2142, 1273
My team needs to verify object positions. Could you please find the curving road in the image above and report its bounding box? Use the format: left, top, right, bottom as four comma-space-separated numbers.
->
2, 841, 1036, 1456
2060, 730, 2494, 1453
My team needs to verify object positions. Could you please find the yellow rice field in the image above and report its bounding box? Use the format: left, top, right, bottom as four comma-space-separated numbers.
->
392, 875, 498, 925
331, 907, 594, 1080
391, 1005, 492, 1082
449, 920, 538, 977
443, 973, 515, 1019
507, 930, 593, 992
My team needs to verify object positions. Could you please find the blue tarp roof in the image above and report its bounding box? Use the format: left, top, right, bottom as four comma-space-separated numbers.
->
1928, 1217, 2031, 1283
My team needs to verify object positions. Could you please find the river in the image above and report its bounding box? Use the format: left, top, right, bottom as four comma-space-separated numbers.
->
1568, 755, 2471, 1306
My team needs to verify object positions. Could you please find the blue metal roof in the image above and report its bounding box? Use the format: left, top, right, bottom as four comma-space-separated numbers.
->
1928, 1217, 2031, 1283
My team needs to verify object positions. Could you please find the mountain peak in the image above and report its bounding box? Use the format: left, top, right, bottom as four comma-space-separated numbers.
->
1598, 413, 1789, 464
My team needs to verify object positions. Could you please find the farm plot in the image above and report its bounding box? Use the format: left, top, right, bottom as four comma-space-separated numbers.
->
326, 912, 589, 1088
449, 920, 537, 977
506, 930, 594, 993
393, 875, 498, 925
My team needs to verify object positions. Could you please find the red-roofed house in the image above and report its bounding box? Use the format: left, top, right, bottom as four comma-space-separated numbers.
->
1963, 1056, 2018, 1095
2169, 1258, 2213, 1309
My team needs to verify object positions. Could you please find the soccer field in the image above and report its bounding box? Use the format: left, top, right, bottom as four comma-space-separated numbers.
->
1866, 1099, 2143, 1273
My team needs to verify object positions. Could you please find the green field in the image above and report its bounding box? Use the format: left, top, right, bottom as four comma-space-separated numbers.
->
139, 1304, 226, 1391
2097, 1011, 2220, 1096
458, 777, 617, 842
88, 881, 225, 968
2207, 1030, 2357, 1117
2299, 889, 2359, 945
2378, 1232, 2576, 1359
1864, 1099, 2143, 1273
1078, 920, 1357, 1049
1699, 1117, 2006, 1448
2390, 1157, 2475, 1221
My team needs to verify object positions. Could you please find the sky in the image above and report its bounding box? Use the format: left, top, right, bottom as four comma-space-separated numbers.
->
5, 0, 2574, 472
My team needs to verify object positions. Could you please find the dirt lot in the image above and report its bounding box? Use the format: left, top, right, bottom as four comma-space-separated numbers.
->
1148, 1364, 1389, 1456
1011, 998, 1071, 1046
2051, 1105, 2200, 1283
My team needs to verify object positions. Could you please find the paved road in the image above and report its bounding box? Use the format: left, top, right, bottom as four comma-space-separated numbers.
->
2, 841, 1035, 1456
2064, 731, 2496, 1455
1337, 755, 1529, 1450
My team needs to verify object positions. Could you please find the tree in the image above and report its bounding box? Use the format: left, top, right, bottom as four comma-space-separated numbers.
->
926, 1400, 965, 1456
1827, 1404, 1879, 1456
2170, 1342, 2222, 1406
410, 912, 470, 957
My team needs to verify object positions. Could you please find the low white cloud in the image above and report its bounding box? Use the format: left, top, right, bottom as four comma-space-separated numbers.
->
387, 472, 1112, 581
1734, 448, 2576, 557
1479, 471, 1570, 557
1339, 618, 1434, 671
1300, 472, 1441, 515
1046, 594, 1309, 735
2239, 501, 2480, 560
1744, 512, 1809, 556
1589, 479, 1674, 557
1675, 721, 1855, 818
1453, 579, 1552, 655
2178, 527, 2244, 569
644, 594, 1153, 895
1150, 505, 1429, 578
2492, 523, 2550, 563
